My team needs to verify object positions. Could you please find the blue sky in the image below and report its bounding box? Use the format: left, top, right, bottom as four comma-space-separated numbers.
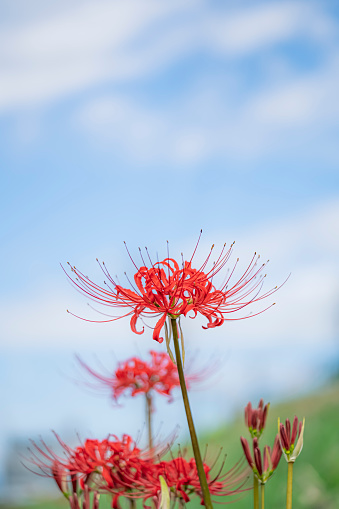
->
1, 0, 339, 499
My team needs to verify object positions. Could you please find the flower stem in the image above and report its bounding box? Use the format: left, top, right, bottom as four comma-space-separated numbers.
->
253, 475, 259, 509
145, 392, 153, 453
261, 483, 265, 509
170, 318, 213, 509
286, 462, 294, 509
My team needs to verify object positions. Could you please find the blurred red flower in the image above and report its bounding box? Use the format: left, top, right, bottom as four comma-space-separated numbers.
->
77, 350, 181, 402
28, 432, 247, 507
28, 433, 148, 497
105, 452, 249, 506
64, 235, 279, 343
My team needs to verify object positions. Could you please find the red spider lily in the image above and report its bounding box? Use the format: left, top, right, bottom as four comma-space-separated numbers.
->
244, 399, 270, 439
64, 234, 280, 343
27, 432, 149, 496
105, 452, 249, 506
279, 416, 305, 462
77, 351, 182, 402
28, 432, 248, 507
240, 435, 282, 484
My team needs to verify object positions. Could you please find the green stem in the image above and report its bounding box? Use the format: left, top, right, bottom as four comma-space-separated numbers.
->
253, 475, 259, 509
170, 318, 213, 509
261, 483, 265, 509
145, 392, 153, 453
286, 462, 294, 509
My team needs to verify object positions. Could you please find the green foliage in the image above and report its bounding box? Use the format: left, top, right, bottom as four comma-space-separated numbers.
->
7, 382, 339, 509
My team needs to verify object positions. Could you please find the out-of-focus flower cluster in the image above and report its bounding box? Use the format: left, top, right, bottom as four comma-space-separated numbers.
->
29, 433, 247, 508
78, 351, 182, 402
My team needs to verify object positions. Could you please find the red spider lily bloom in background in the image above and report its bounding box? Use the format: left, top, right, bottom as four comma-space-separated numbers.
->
27, 432, 150, 497
64, 233, 281, 343
244, 399, 270, 439
279, 416, 305, 462
77, 350, 182, 402
151, 456, 249, 504
104, 453, 249, 506
28, 432, 248, 507
240, 435, 282, 484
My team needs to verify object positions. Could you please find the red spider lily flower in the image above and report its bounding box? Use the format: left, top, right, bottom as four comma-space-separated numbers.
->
279, 416, 305, 462
27, 432, 149, 497
240, 435, 282, 484
108, 452, 249, 506
77, 351, 182, 403
244, 399, 270, 439
63, 233, 281, 343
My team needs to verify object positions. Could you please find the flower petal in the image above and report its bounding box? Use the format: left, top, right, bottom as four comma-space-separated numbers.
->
153, 314, 167, 343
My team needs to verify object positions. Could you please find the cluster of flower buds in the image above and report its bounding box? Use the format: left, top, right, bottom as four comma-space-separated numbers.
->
241, 399, 305, 490
241, 399, 282, 485
279, 416, 305, 463
244, 399, 270, 438
240, 436, 282, 484
28, 433, 248, 508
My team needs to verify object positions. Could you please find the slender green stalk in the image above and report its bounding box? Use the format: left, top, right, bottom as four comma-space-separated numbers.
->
170, 318, 213, 509
261, 483, 265, 509
253, 475, 259, 509
286, 462, 294, 509
145, 392, 153, 452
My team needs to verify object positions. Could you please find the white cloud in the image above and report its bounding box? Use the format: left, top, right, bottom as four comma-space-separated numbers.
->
0, 0, 334, 112
203, 1, 329, 55
0, 0, 189, 110
1, 200, 338, 351
76, 45, 339, 165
